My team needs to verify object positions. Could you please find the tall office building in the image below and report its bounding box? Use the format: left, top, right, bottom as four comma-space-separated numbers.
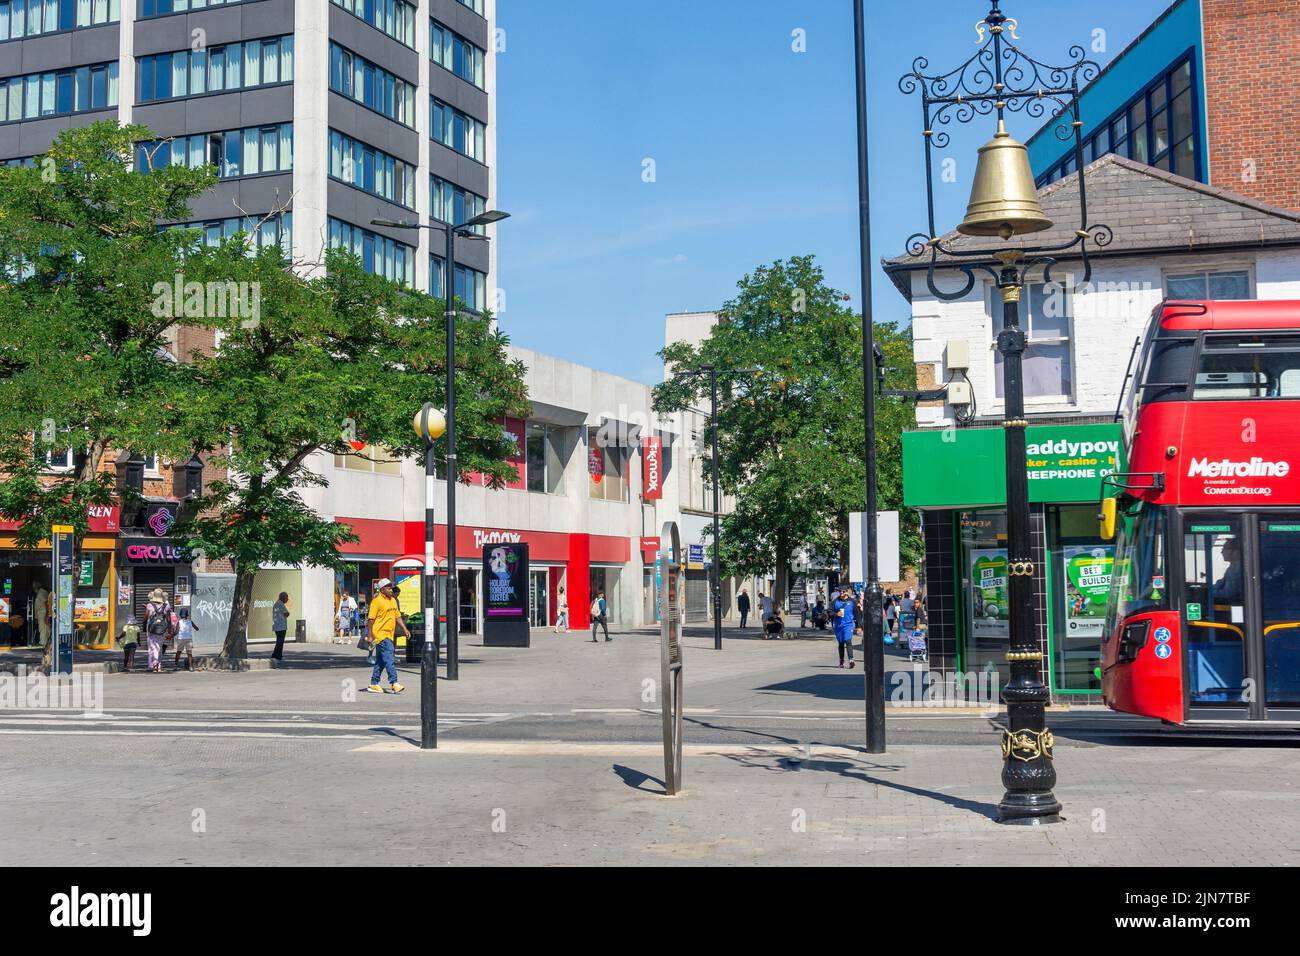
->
0, 0, 497, 301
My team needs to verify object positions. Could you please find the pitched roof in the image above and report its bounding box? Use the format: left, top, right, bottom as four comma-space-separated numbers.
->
882, 153, 1300, 300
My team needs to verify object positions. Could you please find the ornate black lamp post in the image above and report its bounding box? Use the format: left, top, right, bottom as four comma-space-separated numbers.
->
898, 2, 1112, 824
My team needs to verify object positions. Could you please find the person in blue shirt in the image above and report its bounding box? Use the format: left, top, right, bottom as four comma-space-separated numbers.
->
833, 585, 856, 669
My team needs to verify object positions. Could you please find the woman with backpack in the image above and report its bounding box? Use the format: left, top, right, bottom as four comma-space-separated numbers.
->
589, 590, 609, 642
143, 588, 177, 673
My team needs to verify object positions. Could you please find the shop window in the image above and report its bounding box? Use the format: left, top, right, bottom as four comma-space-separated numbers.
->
958, 509, 1010, 689
991, 281, 1073, 402
1050, 505, 1111, 693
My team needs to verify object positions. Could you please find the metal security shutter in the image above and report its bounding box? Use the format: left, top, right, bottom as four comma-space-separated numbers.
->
685, 568, 709, 622
133, 567, 175, 623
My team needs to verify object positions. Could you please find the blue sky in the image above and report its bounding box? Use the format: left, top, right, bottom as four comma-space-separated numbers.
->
494, 0, 1174, 383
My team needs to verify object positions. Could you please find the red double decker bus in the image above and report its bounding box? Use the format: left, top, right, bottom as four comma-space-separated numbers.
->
1101, 300, 1300, 725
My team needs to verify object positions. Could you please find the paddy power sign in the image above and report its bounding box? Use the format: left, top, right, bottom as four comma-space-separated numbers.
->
902, 423, 1126, 508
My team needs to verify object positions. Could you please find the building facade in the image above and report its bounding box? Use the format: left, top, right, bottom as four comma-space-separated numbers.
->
1029, 0, 1300, 214
886, 155, 1300, 701
0, 0, 501, 645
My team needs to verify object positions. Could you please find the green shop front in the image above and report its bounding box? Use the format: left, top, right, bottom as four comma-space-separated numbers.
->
901, 422, 1124, 701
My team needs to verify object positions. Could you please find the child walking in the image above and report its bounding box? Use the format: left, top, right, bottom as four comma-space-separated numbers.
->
173, 607, 198, 671
118, 617, 140, 672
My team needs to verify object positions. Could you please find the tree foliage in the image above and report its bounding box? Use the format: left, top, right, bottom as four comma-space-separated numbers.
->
0, 122, 531, 661
0, 121, 214, 544
176, 244, 530, 657
653, 255, 919, 601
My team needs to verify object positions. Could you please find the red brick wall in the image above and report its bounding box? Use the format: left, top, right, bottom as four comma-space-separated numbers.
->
1202, 0, 1300, 212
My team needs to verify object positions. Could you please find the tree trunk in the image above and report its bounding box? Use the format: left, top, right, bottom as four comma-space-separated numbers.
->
773, 534, 789, 612
220, 564, 255, 660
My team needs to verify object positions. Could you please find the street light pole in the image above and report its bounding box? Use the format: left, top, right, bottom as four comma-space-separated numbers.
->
853, 0, 886, 755
708, 364, 723, 652
898, 1, 1111, 824
444, 223, 460, 681
413, 403, 447, 750
372, 210, 510, 683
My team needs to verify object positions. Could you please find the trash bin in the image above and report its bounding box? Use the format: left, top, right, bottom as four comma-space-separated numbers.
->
405, 621, 425, 663
295, 619, 307, 643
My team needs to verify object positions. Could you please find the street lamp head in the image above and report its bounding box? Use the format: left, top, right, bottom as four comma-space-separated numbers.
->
957, 120, 1053, 239
371, 218, 421, 229
465, 209, 510, 228
413, 404, 447, 442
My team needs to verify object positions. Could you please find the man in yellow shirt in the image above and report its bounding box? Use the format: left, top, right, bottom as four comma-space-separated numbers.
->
366, 578, 411, 694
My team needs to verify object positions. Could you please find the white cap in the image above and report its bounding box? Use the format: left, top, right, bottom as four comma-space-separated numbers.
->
374, 577, 393, 591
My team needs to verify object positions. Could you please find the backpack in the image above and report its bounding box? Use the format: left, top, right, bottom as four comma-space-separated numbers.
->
590, 598, 602, 617
146, 603, 171, 637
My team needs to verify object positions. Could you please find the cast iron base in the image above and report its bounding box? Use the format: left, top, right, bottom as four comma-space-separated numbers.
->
997, 790, 1063, 825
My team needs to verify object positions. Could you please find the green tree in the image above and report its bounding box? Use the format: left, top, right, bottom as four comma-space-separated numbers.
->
176, 244, 529, 659
653, 256, 918, 603
0, 123, 215, 545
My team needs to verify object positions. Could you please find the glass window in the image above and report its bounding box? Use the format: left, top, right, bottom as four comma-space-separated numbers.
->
1166, 269, 1250, 301
1107, 501, 1167, 632
992, 282, 1072, 400
526, 422, 546, 493
1152, 107, 1169, 157
190, 49, 206, 95
208, 46, 225, 92
1183, 521, 1245, 703
1192, 334, 1300, 400
959, 509, 1011, 687
242, 127, 259, 175
1174, 136, 1196, 179
1051, 505, 1112, 692
1260, 520, 1300, 705
244, 41, 260, 87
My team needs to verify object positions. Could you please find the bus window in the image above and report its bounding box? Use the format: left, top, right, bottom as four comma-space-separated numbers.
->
1182, 521, 1246, 703
1260, 520, 1300, 706
1106, 501, 1167, 638
1193, 335, 1300, 400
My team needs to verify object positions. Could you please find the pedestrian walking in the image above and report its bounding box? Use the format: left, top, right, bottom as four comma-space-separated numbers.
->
173, 607, 197, 671
336, 589, 353, 644
270, 592, 291, 661
143, 588, 177, 673
365, 577, 409, 693
832, 585, 856, 669
885, 593, 898, 638
590, 590, 610, 642
737, 589, 750, 629
554, 586, 569, 632
118, 616, 140, 672
800, 592, 809, 628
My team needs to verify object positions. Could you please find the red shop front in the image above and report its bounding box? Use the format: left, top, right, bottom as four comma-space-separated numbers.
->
336, 517, 631, 632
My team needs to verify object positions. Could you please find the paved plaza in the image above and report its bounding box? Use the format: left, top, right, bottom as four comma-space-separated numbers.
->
2, 629, 1297, 866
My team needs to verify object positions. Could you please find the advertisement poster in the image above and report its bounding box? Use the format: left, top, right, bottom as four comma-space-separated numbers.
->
1062, 545, 1115, 638
969, 548, 1009, 637
483, 542, 529, 647
0, 596, 8, 622
73, 597, 110, 623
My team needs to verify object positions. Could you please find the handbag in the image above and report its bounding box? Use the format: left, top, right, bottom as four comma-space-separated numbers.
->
357, 631, 371, 652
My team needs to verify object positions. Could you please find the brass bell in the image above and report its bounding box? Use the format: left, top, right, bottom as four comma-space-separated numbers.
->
957, 119, 1053, 240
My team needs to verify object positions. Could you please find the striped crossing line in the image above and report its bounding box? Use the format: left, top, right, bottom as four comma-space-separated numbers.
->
0, 707, 521, 739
